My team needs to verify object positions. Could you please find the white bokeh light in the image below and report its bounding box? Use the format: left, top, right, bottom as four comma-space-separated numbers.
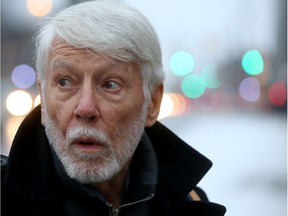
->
158, 93, 174, 120
6, 90, 33, 116
34, 94, 41, 107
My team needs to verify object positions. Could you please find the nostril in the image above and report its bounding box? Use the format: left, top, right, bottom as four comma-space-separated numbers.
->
76, 113, 82, 120
74, 108, 98, 122
88, 115, 97, 122
76, 113, 97, 122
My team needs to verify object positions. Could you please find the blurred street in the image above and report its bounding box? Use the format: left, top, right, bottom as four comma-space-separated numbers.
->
161, 111, 286, 216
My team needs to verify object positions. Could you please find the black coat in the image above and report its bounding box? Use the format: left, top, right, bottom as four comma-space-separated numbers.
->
1, 106, 226, 215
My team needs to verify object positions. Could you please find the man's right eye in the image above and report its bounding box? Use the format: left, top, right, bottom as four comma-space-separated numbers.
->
58, 79, 74, 88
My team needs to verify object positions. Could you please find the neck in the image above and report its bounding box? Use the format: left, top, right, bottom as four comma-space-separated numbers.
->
94, 160, 131, 208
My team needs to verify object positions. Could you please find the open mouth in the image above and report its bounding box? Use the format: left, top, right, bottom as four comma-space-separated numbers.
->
74, 137, 98, 144
72, 137, 104, 151
79, 140, 96, 145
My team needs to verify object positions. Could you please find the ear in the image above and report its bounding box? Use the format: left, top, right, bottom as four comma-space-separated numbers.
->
37, 79, 45, 126
146, 84, 164, 127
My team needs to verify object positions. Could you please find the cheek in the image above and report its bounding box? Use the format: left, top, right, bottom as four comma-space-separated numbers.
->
44, 92, 75, 135
118, 96, 146, 125
103, 102, 145, 136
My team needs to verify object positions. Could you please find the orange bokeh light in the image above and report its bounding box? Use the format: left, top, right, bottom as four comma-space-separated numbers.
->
27, 0, 53, 17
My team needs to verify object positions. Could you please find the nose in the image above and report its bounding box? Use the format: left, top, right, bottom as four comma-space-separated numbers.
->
74, 87, 99, 122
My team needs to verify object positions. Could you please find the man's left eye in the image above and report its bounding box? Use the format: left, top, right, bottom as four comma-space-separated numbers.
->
104, 81, 120, 90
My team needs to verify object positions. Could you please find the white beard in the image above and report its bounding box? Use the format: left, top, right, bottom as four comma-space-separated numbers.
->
42, 100, 148, 184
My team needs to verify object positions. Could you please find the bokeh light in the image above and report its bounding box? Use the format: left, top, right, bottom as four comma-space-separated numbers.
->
27, 0, 53, 17
268, 81, 287, 106
169, 51, 195, 76
239, 77, 261, 102
6, 90, 33, 116
11, 64, 36, 89
158, 93, 174, 119
158, 93, 189, 119
201, 65, 222, 89
169, 93, 187, 116
242, 49, 264, 75
181, 74, 206, 99
34, 94, 41, 107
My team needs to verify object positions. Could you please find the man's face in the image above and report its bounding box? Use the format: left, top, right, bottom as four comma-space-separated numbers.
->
40, 39, 148, 184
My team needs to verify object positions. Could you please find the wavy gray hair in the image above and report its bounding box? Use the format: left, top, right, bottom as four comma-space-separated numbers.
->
35, 0, 164, 101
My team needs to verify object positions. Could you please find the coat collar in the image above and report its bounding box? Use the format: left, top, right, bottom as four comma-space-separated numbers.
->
146, 121, 212, 196
4, 105, 212, 201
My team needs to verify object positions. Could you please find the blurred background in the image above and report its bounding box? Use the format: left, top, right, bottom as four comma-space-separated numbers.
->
1, 0, 287, 215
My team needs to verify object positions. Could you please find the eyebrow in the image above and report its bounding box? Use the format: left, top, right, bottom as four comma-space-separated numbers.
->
51, 60, 73, 70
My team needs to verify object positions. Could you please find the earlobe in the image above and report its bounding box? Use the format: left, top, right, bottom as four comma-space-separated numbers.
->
146, 84, 164, 127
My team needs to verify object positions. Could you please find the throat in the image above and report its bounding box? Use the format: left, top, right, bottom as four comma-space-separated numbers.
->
94, 160, 131, 208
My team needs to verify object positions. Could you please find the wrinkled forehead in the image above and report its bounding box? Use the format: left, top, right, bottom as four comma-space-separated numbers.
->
48, 38, 116, 63
48, 37, 91, 58
46, 37, 141, 76
49, 37, 137, 62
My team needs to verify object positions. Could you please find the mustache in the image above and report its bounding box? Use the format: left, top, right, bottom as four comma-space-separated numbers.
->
66, 126, 112, 145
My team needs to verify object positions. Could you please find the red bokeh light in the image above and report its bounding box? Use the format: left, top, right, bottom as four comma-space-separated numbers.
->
268, 81, 287, 106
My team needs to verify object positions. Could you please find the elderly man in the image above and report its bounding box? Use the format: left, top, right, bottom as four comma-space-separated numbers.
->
1, 1, 226, 215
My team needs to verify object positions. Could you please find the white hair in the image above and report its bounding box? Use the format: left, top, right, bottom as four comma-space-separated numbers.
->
35, 0, 164, 101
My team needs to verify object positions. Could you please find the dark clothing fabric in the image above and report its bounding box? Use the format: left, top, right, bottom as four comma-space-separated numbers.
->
1, 106, 226, 215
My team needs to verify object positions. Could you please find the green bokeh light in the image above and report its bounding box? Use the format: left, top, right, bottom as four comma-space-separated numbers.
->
242, 49, 264, 75
181, 75, 206, 98
169, 51, 195, 76
201, 65, 222, 89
